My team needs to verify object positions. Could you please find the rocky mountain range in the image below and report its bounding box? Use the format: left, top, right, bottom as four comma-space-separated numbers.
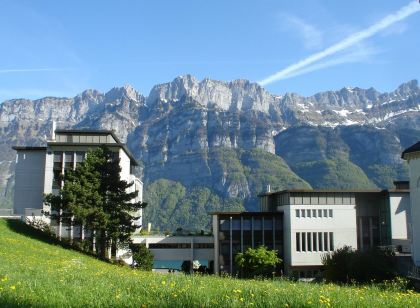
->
1, 76, 419, 230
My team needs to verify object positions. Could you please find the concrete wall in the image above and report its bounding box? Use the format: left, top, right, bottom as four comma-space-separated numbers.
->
286, 203, 357, 271
389, 192, 411, 249
407, 156, 420, 266
133, 236, 214, 265
14, 150, 46, 215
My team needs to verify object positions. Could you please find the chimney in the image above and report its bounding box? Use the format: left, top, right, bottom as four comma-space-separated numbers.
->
51, 121, 56, 141
266, 184, 271, 193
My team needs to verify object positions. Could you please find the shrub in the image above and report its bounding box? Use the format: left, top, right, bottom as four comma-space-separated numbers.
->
322, 246, 396, 284
131, 244, 154, 271
235, 246, 282, 278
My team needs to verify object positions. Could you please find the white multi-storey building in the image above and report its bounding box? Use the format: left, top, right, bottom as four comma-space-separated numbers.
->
212, 184, 411, 277
402, 142, 420, 267
13, 128, 143, 239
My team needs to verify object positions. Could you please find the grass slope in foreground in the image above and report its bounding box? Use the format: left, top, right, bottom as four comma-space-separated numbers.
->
0, 219, 419, 307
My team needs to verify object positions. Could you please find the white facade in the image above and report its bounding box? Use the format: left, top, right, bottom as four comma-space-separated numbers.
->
132, 235, 214, 271
13, 129, 143, 236
403, 147, 420, 266
285, 203, 357, 270
389, 192, 411, 252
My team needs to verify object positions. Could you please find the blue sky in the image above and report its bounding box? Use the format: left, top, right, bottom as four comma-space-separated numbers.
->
0, 0, 419, 102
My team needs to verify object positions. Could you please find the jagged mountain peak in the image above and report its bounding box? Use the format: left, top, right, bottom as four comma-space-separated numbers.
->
393, 79, 419, 96
105, 84, 142, 102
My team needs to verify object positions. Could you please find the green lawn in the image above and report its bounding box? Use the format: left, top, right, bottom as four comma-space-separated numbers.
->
0, 219, 419, 307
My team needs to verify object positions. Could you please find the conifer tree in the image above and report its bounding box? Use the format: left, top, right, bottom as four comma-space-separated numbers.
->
44, 146, 147, 259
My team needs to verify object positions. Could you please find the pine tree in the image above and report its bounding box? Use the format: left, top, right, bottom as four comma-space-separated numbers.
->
44, 146, 147, 259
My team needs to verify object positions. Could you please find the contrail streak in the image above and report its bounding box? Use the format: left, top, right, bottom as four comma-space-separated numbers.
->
0, 68, 72, 74
258, 1, 420, 86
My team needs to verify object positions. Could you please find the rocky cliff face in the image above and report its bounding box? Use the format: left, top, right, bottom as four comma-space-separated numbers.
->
0, 76, 419, 229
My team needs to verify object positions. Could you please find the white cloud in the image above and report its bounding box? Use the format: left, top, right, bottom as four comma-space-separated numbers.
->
278, 14, 323, 49
259, 1, 420, 86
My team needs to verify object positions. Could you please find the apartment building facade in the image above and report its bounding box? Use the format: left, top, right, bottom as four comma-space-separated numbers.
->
212, 185, 410, 277
13, 128, 143, 239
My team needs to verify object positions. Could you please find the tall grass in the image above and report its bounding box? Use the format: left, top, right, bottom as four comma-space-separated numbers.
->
0, 219, 419, 307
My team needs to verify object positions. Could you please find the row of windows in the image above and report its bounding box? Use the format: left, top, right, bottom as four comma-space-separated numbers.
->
295, 232, 334, 252
276, 193, 356, 207
295, 209, 333, 218
53, 152, 87, 189
56, 134, 111, 144
148, 243, 214, 249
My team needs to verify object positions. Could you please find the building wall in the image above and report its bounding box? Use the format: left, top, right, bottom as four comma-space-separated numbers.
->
14, 150, 46, 215
389, 192, 411, 250
285, 202, 357, 272
132, 236, 214, 267
407, 156, 420, 266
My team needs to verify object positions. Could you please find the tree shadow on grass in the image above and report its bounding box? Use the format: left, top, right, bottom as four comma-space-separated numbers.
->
5, 219, 63, 246
4, 219, 124, 264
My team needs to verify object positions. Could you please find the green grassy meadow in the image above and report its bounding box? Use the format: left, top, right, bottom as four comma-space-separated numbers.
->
0, 219, 419, 307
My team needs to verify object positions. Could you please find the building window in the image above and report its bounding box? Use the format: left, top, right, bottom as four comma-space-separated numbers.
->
318, 209, 322, 217
193, 243, 214, 249
75, 152, 85, 165
307, 209, 311, 218
329, 232, 334, 251
296, 233, 300, 252
64, 152, 74, 171
296, 209, 300, 218
148, 243, 191, 249
318, 232, 323, 251
313, 232, 318, 251
302, 232, 306, 252
301, 209, 305, 218
329, 209, 333, 218
307, 233, 312, 252
312, 209, 317, 218
323, 209, 328, 218
324, 232, 329, 251
53, 151, 63, 189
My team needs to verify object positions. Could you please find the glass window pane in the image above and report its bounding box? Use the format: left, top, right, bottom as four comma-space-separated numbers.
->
302, 232, 306, 252
313, 233, 317, 251
296, 209, 300, 218
54, 152, 63, 162
324, 232, 329, 251
318, 232, 323, 251
307, 233, 312, 252
329, 232, 334, 251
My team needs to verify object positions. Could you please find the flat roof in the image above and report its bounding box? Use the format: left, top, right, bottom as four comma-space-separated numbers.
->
53, 129, 139, 166
209, 211, 282, 216
402, 141, 420, 159
54, 129, 122, 143
12, 146, 47, 151
13, 129, 140, 166
258, 189, 387, 197
47, 142, 139, 166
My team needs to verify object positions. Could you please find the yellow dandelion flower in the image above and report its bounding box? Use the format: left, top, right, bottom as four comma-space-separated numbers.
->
10, 285, 16, 290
